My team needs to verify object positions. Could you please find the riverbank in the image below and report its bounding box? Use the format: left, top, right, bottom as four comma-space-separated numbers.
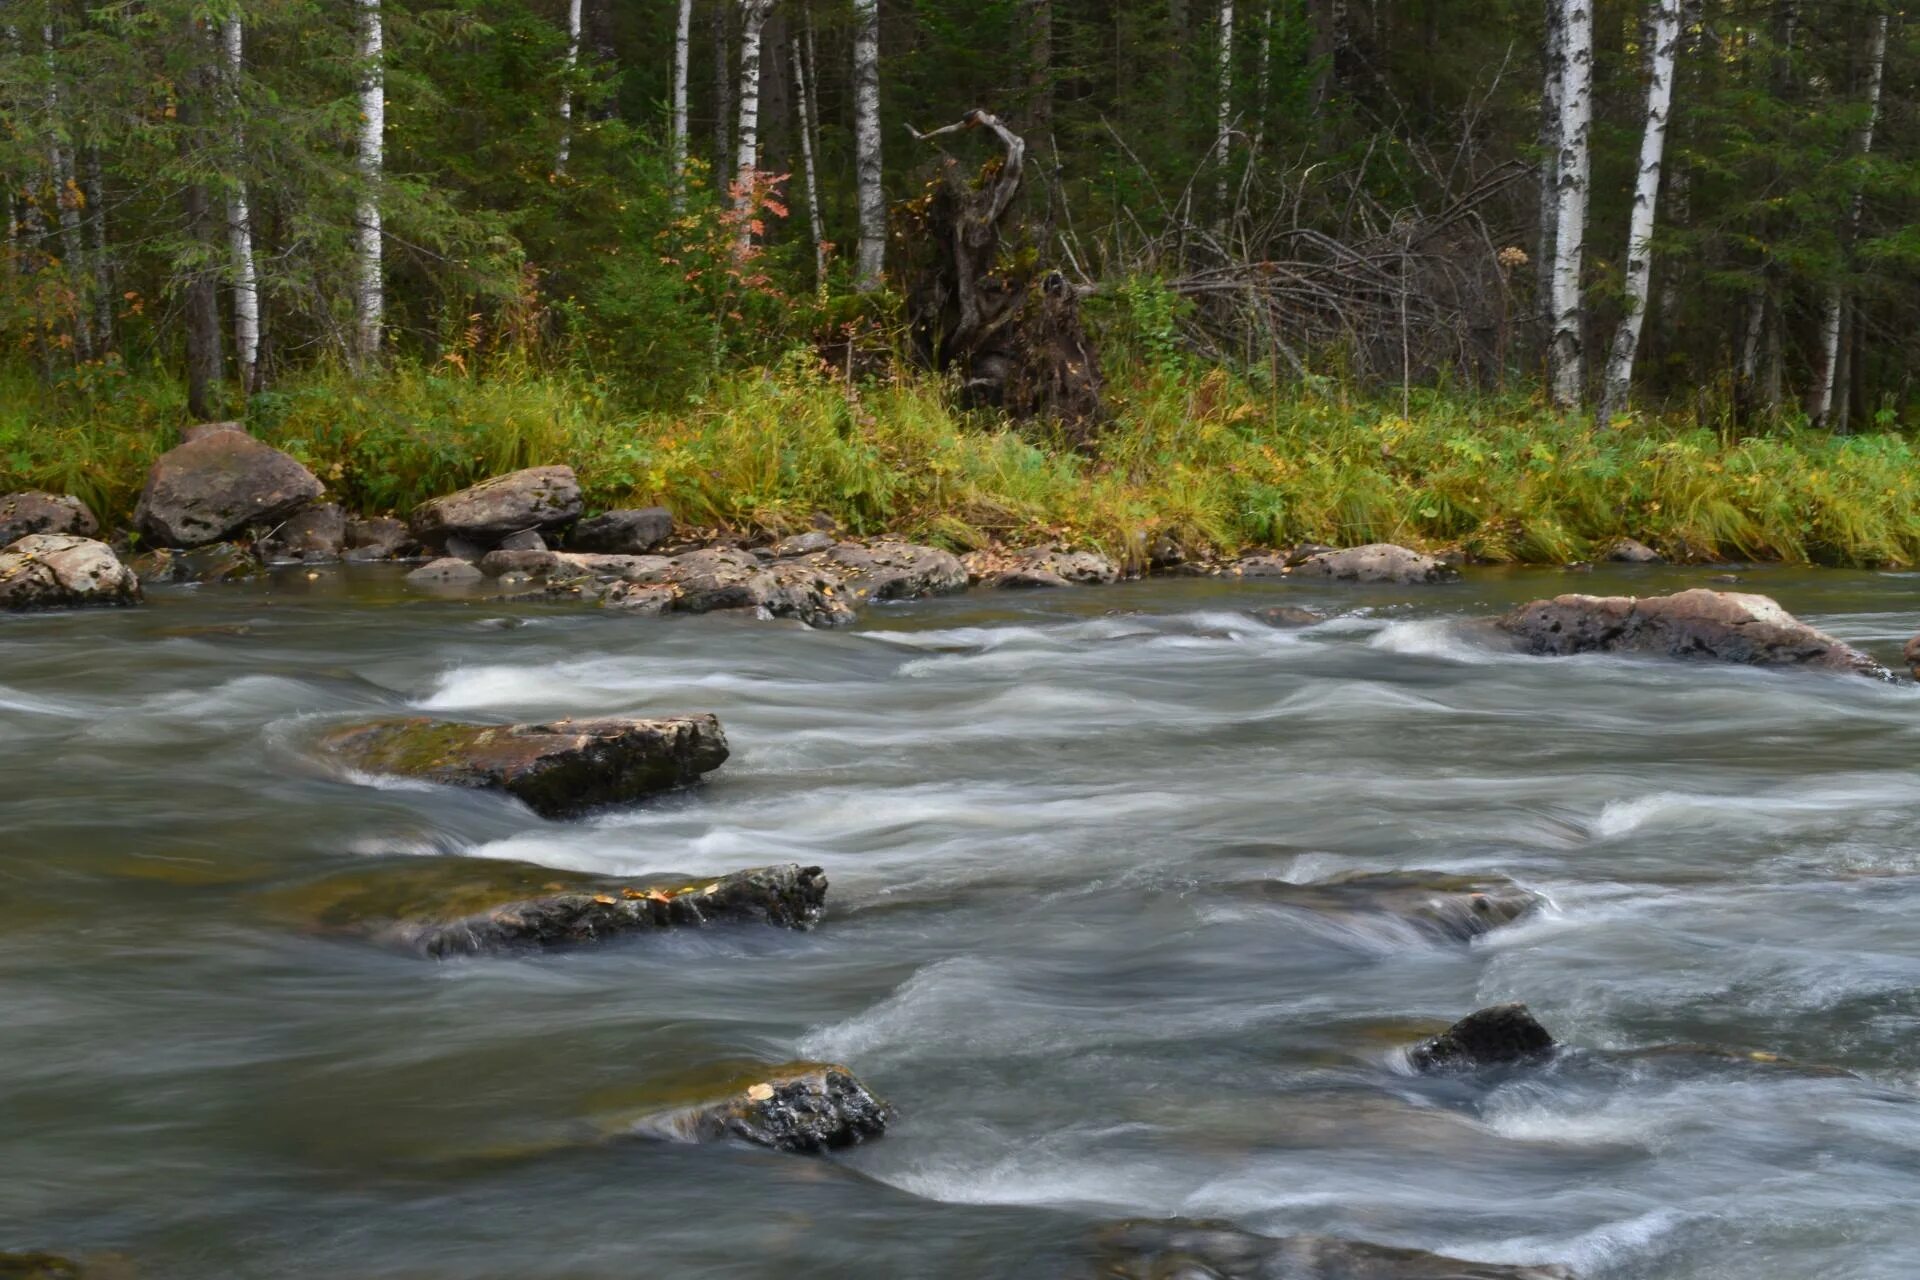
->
6, 359, 1920, 568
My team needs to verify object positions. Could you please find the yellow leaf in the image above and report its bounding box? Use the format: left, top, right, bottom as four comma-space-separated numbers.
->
746, 1083, 774, 1101
592, 893, 617, 905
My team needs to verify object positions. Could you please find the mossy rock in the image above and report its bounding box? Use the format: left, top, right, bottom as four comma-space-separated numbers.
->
316, 714, 728, 818
603, 1060, 891, 1154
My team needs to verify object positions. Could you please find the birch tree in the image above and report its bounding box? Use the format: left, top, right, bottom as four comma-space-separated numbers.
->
1811, 12, 1888, 429
1213, 0, 1233, 222
732, 0, 774, 251
852, 0, 883, 289
790, 28, 825, 289
222, 11, 259, 391
670, 0, 691, 207
1547, 0, 1593, 409
1598, 0, 1681, 423
1535, 0, 1562, 334
556, 0, 581, 173
353, 0, 383, 367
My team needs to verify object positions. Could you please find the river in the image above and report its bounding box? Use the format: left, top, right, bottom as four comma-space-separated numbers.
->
3, 564, 1917, 1277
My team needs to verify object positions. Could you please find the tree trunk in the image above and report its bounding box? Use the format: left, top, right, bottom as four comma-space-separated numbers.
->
711, 0, 733, 178
1811, 12, 1887, 429
1025, 0, 1052, 141
42, 22, 90, 360
83, 144, 111, 358
732, 0, 774, 249
790, 29, 826, 289
1547, 0, 1593, 409
671, 0, 692, 206
1213, 0, 1233, 223
179, 34, 224, 420
852, 0, 884, 289
353, 0, 384, 368
1598, 0, 1680, 424
1535, 0, 1563, 336
222, 14, 259, 392
556, 0, 582, 173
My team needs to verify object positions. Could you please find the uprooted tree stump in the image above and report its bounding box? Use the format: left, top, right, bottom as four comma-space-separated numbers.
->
897, 109, 1105, 442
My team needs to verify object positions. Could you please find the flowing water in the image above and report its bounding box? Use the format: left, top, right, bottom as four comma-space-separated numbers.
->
3, 564, 1918, 1278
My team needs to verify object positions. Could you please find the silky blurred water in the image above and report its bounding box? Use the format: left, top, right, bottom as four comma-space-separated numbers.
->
2, 563, 1918, 1278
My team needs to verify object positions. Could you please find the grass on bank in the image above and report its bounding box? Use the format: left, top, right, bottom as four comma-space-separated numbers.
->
5, 356, 1920, 568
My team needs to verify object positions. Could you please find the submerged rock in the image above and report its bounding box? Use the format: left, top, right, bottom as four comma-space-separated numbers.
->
0, 491, 98, 545
1292, 543, 1459, 585
0, 535, 141, 611
616, 1061, 890, 1154
1249, 604, 1325, 628
129, 541, 261, 585
1088, 1219, 1574, 1279
318, 713, 728, 817
1234, 871, 1546, 944
1497, 588, 1890, 678
409, 465, 583, 548
133, 431, 325, 547
278, 857, 825, 956
1407, 1004, 1559, 1073
570, 506, 673, 554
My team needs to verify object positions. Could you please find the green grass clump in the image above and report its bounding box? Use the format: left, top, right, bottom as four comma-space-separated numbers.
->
4, 355, 1919, 568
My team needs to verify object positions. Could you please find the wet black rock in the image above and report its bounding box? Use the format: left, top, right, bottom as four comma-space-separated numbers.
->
1498, 588, 1890, 679
317, 713, 727, 817
277, 857, 825, 956
1088, 1219, 1575, 1279
618, 1061, 890, 1154
1407, 1003, 1559, 1072
569, 506, 673, 554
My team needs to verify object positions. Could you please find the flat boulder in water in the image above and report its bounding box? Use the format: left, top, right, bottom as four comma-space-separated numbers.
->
1292, 543, 1459, 585
1497, 588, 1889, 678
0, 535, 141, 611
133, 430, 325, 547
408, 465, 583, 547
1407, 1003, 1559, 1073
0, 491, 98, 545
821, 539, 967, 601
1088, 1219, 1574, 1279
614, 1060, 890, 1154
1234, 871, 1546, 944
317, 714, 728, 817
276, 856, 825, 956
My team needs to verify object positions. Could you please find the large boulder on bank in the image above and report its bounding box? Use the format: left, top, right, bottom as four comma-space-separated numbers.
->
318, 714, 728, 817
1088, 1220, 1575, 1279
822, 540, 967, 602
617, 1061, 891, 1154
1407, 1003, 1558, 1073
1498, 588, 1890, 678
277, 856, 825, 956
0, 535, 141, 611
569, 506, 673, 554
1232, 871, 1546, 944
0, 491, 98, 545
133, 431, 325, 547
260, 502, 346, 562
1292, 543, 1459, 585
409, 465, 582, 548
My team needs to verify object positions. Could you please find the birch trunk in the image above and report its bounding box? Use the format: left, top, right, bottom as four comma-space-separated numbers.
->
1535, 0, 1563, 334
1213, 0, 1233, 223
671, 0, 691, 206
222, 14, 259, 391
1598, 0, 1681, 423
732, 0, 774, 250
353, 0, 384, 367
790, 31, 825, 290
852, 0, 884, 290
1811, 12, 1887, 429
556, 0, 581, 173
1547, 0, 1593, 409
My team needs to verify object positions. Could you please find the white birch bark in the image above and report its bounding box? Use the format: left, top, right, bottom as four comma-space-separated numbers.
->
732, 0, 774, 252
1214, 0, 1233, 221
852, 0, 884, 289
1812, 12, 1887, 428
1547, 0, 1593, 409
353, 0, 384, 367
223, 14, 259, 390
1535, 0, 1563, 331
1599, 0, 1681, 422
556, 0, 581, 173
791, 30, 826, 289
671, 0, 691, 206
1255, 2, 1271, 145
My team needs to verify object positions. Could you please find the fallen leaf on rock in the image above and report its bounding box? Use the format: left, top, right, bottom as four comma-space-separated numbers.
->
746, 1083, 774, 1101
